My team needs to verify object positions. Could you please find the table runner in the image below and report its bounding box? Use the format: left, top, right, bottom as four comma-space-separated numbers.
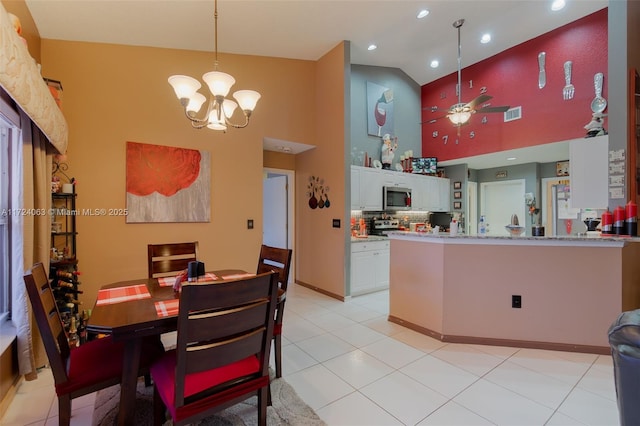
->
157, 272, 220, 287
96, 284, 151, 306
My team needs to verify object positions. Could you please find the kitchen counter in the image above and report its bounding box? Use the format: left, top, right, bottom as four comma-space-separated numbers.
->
351, 235, 388, 243
387, 232, 640, 354
388, 231, 636, 247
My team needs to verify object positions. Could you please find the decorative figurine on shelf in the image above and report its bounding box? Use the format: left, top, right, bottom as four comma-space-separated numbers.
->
584, 112, 607, 138
380, 134, 398, 170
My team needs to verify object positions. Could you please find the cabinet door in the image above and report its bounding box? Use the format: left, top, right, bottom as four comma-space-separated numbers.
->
569, 135, 608, 208
408, 174, 428, 211
437, 178, 451, 212
351, 167, 361, 209
359, 168, 383, 210
423, 176, 440, 211
351, 250, 377, 294
374, 248, 390, 289
381, 171, 410, 188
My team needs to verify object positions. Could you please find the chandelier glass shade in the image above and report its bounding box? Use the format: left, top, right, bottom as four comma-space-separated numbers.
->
168, 0, 260, 131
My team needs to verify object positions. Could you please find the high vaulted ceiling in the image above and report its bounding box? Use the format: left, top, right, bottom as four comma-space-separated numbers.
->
25, 0, 607, 86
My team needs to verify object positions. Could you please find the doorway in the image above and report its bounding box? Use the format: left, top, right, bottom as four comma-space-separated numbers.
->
480, 179, 526, 236
263, 168, 295, 285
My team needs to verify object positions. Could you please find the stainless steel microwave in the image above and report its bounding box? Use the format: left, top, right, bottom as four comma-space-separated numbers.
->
383, 186, 412, 211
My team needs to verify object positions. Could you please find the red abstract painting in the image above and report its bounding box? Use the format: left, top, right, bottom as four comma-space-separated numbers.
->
126, 143, 201, 196
126, 142, 210, 223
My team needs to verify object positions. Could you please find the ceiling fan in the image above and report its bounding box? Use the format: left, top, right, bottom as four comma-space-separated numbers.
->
424, 19, 510, 130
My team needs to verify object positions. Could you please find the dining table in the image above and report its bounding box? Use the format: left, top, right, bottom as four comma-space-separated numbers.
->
86, 269, 255, 426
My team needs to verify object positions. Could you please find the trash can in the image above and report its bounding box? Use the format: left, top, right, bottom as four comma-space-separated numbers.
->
608, 310, 640, 425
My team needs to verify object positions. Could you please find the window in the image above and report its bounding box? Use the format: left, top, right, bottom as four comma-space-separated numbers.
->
0, 112, 19, 322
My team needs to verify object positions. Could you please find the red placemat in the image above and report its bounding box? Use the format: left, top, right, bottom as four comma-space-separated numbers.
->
96, 284, 151, 306
155, 299, 179, 317
157, 272, 220, 287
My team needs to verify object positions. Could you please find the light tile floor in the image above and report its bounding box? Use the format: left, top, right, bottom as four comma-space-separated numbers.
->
1, 285, 621, 425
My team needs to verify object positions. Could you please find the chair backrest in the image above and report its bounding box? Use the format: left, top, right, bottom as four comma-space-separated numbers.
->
173, 271, 278, 408
147, 242, 199, 278
23, 263, 71, 386
256, 245, 292, 292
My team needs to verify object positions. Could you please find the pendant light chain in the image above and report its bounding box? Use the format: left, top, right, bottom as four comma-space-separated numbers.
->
214, 0, 219, 69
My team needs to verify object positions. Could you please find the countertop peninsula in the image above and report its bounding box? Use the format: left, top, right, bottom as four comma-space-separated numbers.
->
387, 231, 640, 353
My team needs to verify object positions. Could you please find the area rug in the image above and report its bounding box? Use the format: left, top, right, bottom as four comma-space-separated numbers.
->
92, 375, 326, 426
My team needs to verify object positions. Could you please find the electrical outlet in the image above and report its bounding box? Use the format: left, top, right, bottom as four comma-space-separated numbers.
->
247, 219, 254, 229
512, 295, 522, 309
332, 219, 341, 228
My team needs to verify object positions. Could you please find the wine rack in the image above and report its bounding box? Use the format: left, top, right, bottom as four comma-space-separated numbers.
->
50, 190, 87, 345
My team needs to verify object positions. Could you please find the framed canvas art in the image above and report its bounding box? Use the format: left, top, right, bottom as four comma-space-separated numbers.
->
367, 81, 394, 137
125, 141, 210, 223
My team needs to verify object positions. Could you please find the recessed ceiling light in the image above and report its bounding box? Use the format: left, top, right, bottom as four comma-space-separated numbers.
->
480, 33, 491, 44
430, 60, 439, 68
368, 44, 377, 51
551, 0, 566, 11
506, 157, 517, 161
417, 9, 429, 19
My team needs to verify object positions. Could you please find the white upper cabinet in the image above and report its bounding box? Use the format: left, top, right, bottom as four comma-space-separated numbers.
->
569, 135, 608, 209
350, 166, 450, 212
351, 166, 383, 210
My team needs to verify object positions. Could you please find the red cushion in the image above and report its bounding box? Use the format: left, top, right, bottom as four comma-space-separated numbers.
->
56, 335, 164, 396
150, 350, 264, 422
273, 323, 282, 335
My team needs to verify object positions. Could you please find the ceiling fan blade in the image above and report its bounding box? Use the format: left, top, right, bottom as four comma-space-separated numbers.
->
421, 113, 449, 124
465, 94, 493, 110
475, 105, 511, 113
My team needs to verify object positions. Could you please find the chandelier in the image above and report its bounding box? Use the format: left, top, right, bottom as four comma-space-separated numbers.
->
168, 0, 260, 131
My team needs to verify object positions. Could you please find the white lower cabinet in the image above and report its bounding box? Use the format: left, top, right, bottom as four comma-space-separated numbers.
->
350, 240, 390, 296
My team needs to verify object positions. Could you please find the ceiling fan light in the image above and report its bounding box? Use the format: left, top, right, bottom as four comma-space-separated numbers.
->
233, 90, 261, 112
203, 71, 236, 97
448, 111, 471, 125
168, 75, 201, 100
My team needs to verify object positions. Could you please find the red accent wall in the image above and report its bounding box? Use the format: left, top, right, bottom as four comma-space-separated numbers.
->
421, 9, 608, 162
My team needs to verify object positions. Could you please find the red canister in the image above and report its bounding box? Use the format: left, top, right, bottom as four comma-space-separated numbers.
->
613, 205, 626, 235
626, 200, 638, 236
601, 209, 613, 234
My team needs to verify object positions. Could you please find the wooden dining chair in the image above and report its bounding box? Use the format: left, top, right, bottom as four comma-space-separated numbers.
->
147, 242, 199, 278
150, 271, 279, 426
24, 263, 164, 426
256, 244, 292, 378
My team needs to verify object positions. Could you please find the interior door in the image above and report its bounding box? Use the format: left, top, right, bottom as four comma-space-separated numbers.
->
480, 179, 526, 236
262, 175, 287, 249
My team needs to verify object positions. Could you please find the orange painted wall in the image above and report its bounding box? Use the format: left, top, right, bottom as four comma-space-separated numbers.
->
40, 39, 319, 304
295, 42, 348, 298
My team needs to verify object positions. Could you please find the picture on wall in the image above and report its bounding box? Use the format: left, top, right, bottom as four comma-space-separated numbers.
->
126, 141, 211, 223
367, 81, 394, 137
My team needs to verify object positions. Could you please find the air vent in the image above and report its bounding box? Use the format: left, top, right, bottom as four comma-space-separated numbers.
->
504, 106, 522, 122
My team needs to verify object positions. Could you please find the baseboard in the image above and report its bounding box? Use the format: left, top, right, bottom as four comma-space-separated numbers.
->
387, 315, 611, 355
294, 280, 346, 301
0, 375, 22, 420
